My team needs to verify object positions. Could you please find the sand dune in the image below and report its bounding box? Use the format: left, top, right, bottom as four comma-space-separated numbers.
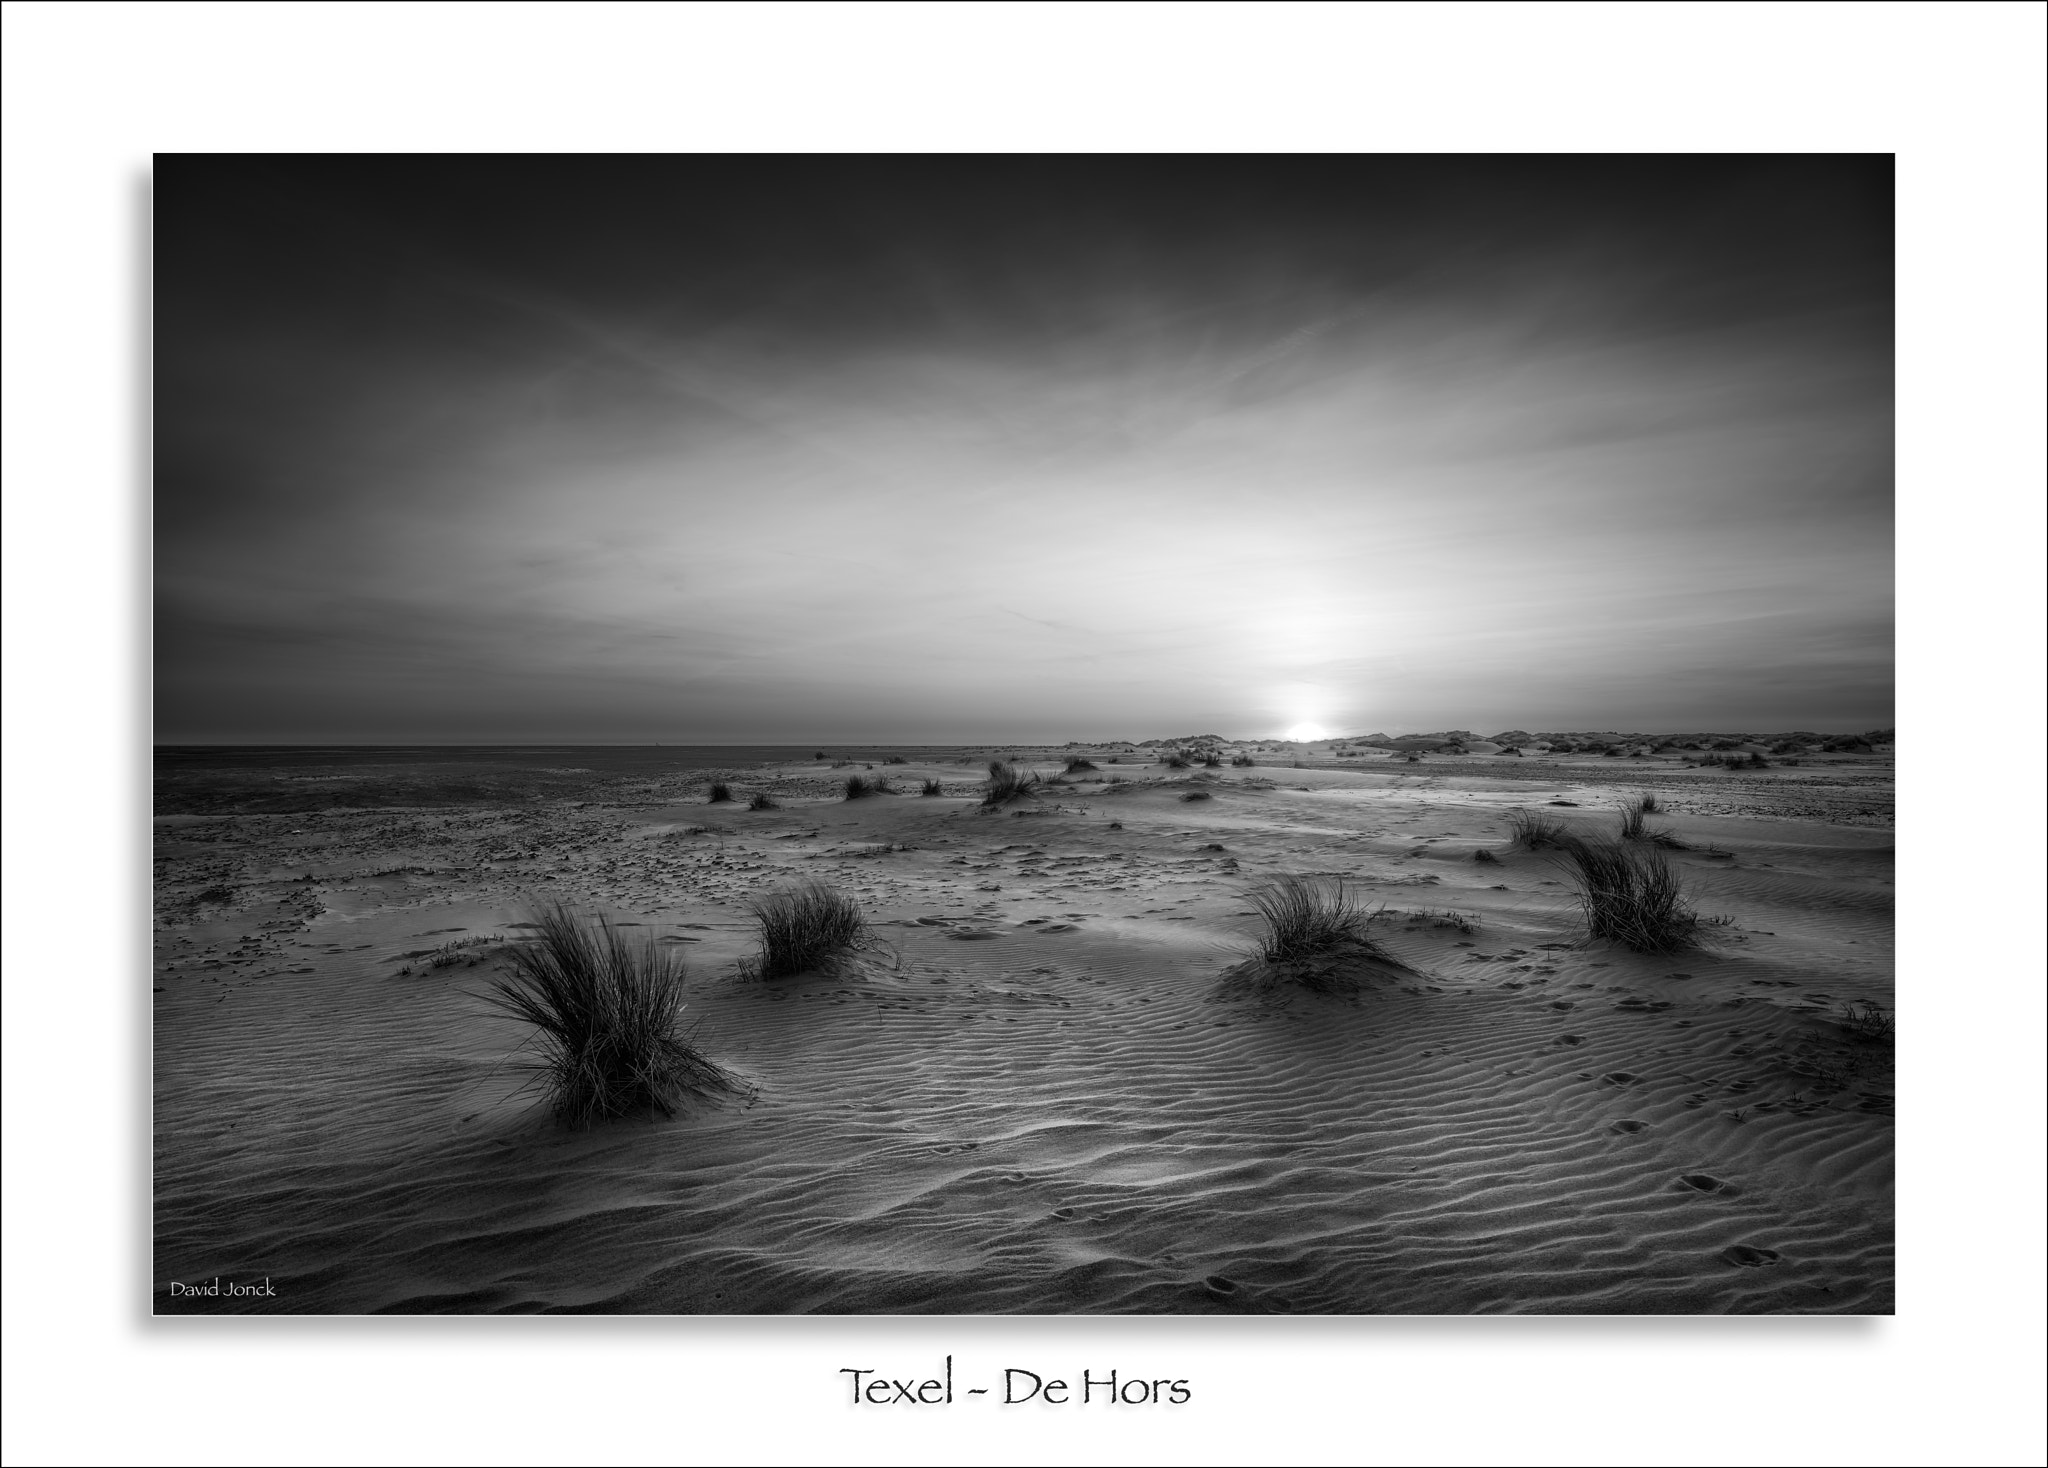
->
153, 746, 1894, 1313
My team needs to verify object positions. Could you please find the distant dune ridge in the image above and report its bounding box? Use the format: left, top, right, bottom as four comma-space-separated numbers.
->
153, 733, 1893, 1314
1348, 729, 1893, 754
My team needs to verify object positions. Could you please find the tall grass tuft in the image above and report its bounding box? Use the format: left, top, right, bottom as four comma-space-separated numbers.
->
1064, 757, 1098, 773
747, 792, 777, 811
707, 781, 734, 803
1838, 1001, 1894, 1044
744, 882, 868, 979
982, 760, 1039, 807
483, 903, 739, 1128
1162, 751, 1191, 769
1616, 796, 1652, 840
1549, 836, 1706, 953
1507, 810, 1571, 849
1243, 874, 1404, 992
920, 777, 945, 796
1618, 794, 1688, 848
844, 774, 892, 799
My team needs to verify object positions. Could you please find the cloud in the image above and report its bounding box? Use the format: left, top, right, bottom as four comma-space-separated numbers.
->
154, 157, 1892, 741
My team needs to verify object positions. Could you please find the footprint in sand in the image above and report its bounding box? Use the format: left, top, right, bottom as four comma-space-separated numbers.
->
1555, 1034, 1584, 1046
1609, 1119, 1650, 1134
1051, 1207, 1076, 1220
1599, 1071, 1641, 1086
1203, 1275, 1238, 1296
1677, 1173, 1735, 1195
1719, 1244, 1783, 1268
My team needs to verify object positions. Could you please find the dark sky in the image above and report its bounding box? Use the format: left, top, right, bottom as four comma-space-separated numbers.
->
155, 156, 1893, 742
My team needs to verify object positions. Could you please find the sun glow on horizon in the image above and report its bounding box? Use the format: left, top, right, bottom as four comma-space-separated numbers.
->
1284, 721, 1330, 742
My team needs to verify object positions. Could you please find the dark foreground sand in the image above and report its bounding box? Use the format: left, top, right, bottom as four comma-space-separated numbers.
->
153, 747, 1894, 1313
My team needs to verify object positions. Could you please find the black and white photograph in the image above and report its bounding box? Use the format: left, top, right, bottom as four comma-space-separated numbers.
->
151, 154, 1899, 1316
5, 5, 2044, 1466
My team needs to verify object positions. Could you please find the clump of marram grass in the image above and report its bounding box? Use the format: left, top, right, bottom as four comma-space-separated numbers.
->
920, 777, 945, 796
1253, 876, 1384, 962
1064, 757, 1098, 773
844, 774, 892, 799
1230, 754, 1255, 767
1617, 794, 1690, 848
1473, 848, 1500, 864
883, 755, 906, 764
1506, 810, 1571, 849
1838, 1001, 1895, 1044
707, 780, 734, 803
1202, 754, 1222, 768
743, 882, 869, 980
1614, 795, 1661, 840
747, 792, 777, 811
1219, 875, 1409, 996
1161, 751, 1191, 769
1409, 908, 1480, 935
482, 903, 740, 1128
1548, 836, 1707, 954
982, 760, 1040, 807
429, 934, 506, 968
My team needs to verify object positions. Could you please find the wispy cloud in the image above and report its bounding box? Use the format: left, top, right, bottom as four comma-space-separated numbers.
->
155, 157, 1892, 741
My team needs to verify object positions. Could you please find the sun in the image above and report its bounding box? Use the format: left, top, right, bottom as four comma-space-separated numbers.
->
1285, 722, 1329, 743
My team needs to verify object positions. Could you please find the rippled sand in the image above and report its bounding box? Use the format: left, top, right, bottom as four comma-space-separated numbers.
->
154, 750, 1894, 1313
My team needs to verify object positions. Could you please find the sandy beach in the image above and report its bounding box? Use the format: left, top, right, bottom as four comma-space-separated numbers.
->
153, 741, 1894, 1314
